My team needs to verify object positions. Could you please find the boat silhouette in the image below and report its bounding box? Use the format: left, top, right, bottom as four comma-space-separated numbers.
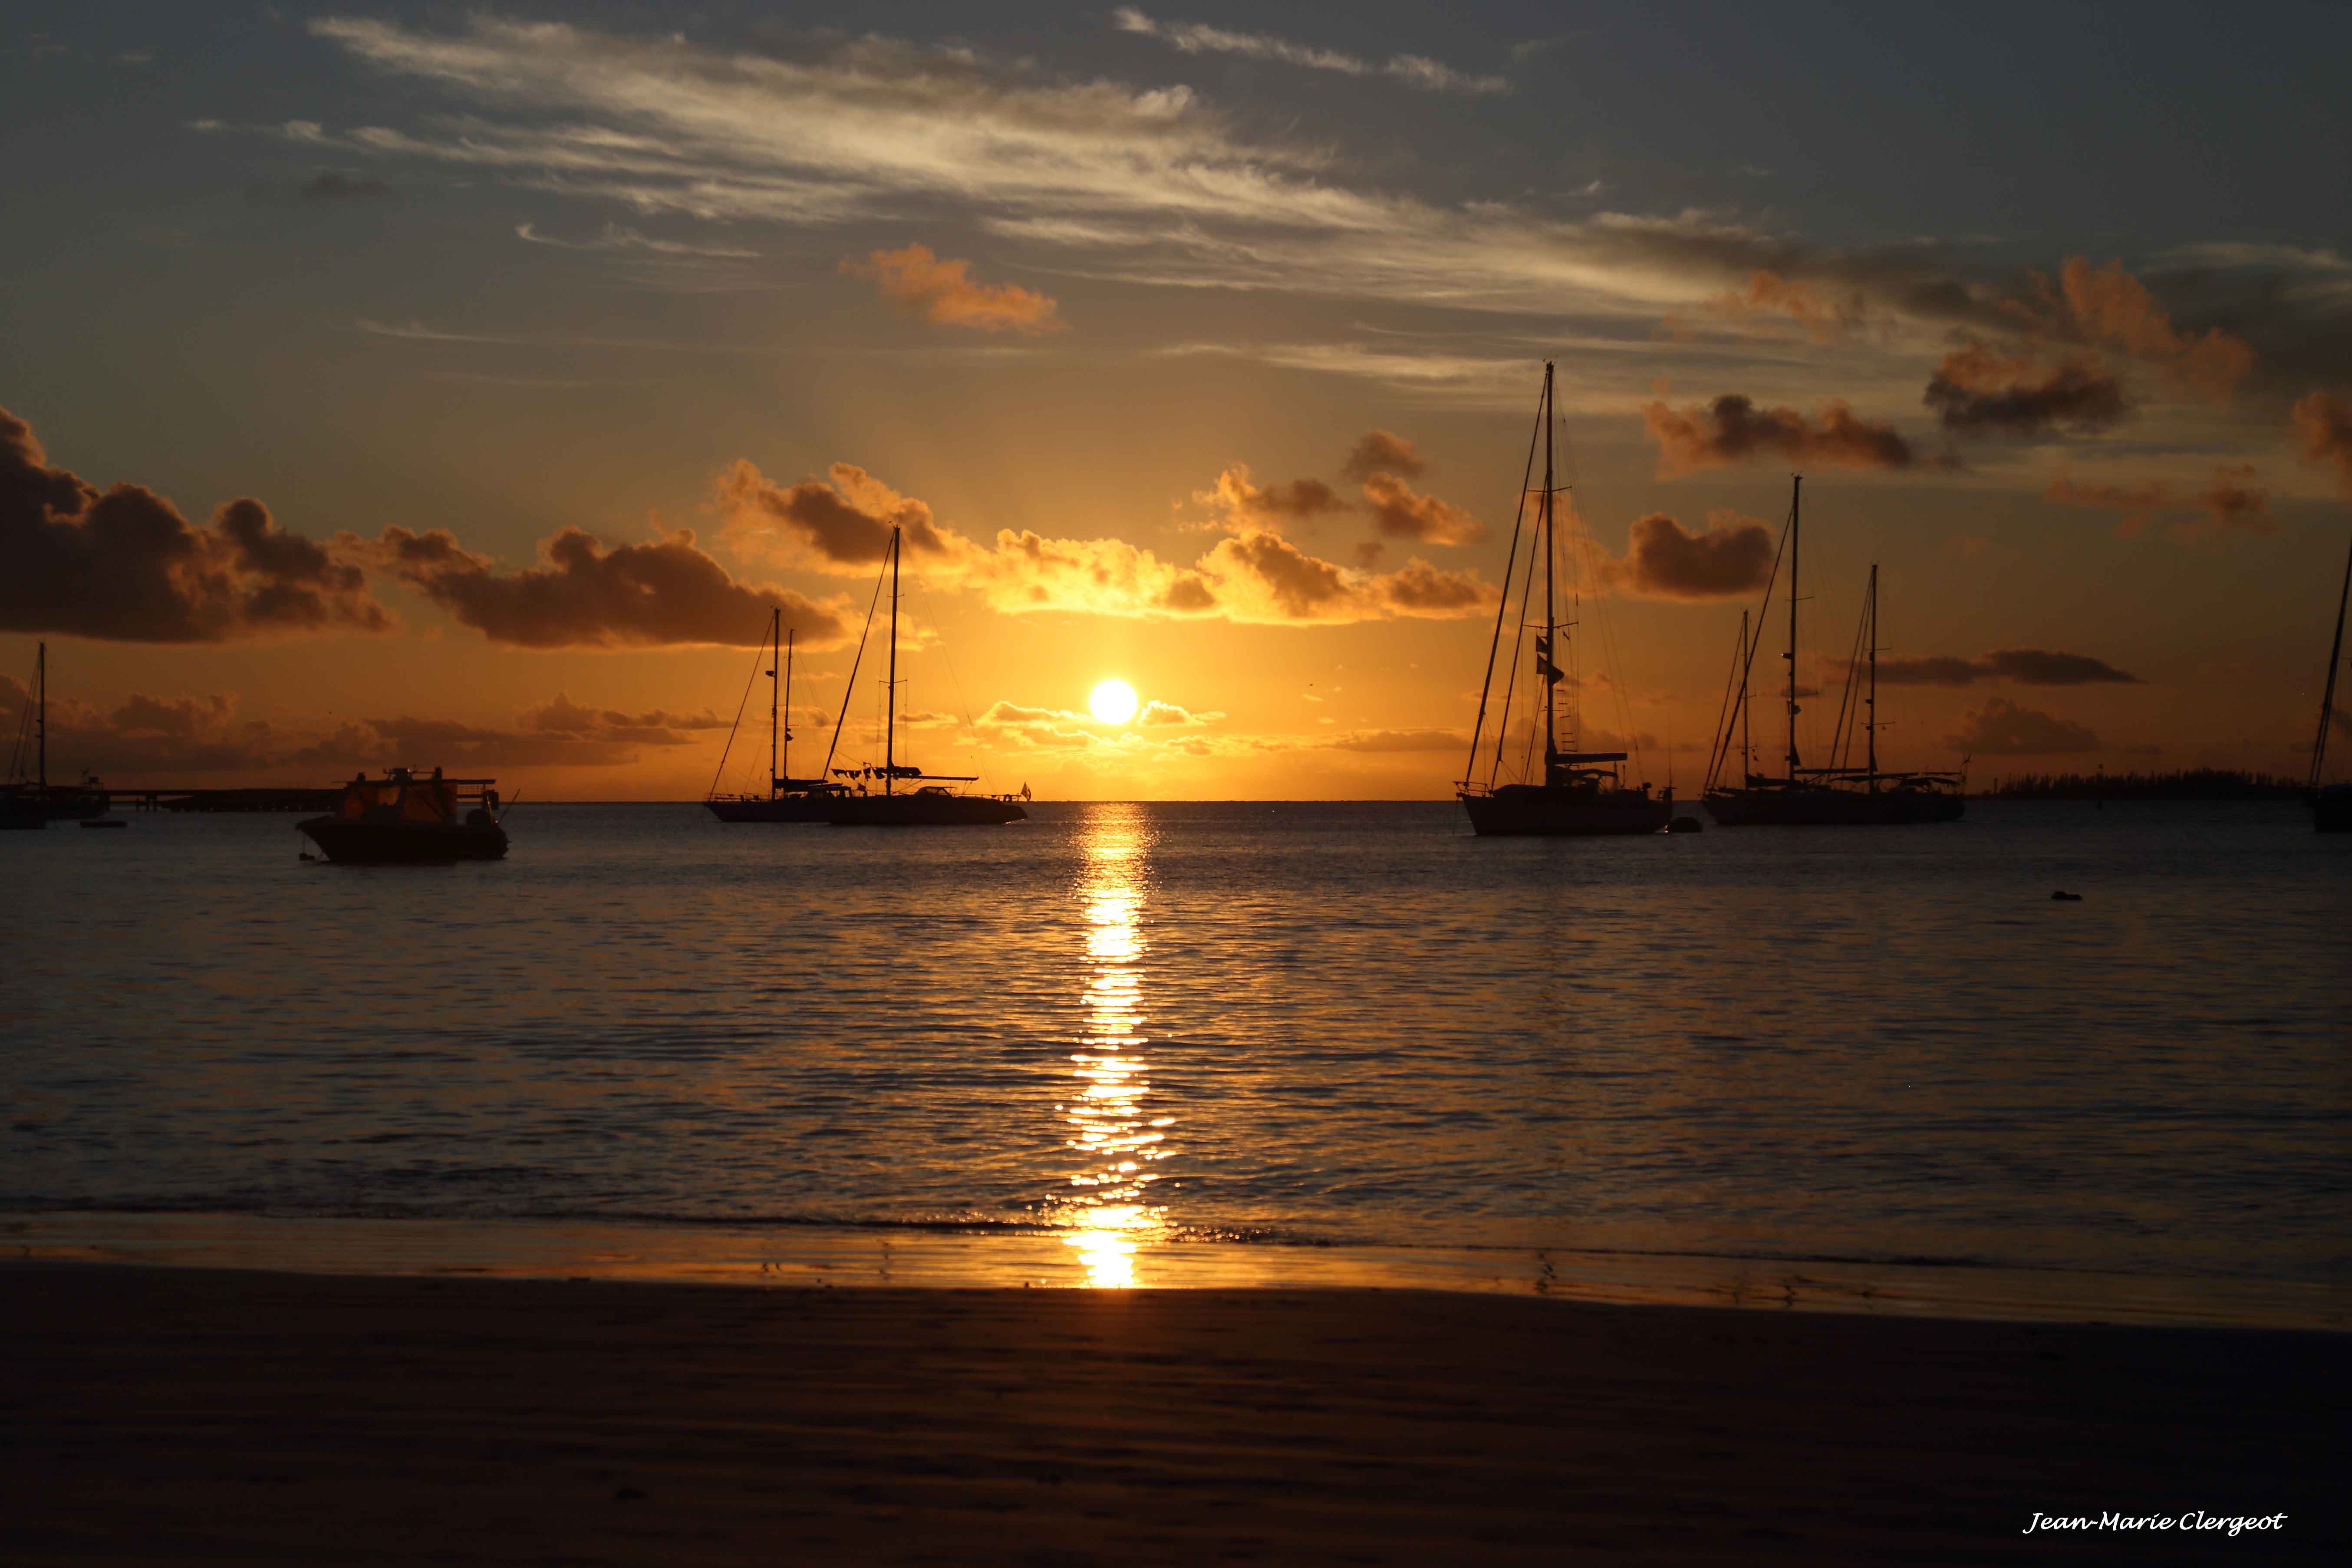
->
1701, 477, 1964, 827
705, 608, 847, 824
2309, 525, 2351, 833
1459, 362, 1671, 836
825, 523, 1025, 827
297, 769, 510, 862
4, 643, 111, 829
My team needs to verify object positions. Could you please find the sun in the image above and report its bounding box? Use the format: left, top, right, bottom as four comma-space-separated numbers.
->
1089, 678, 1139, 726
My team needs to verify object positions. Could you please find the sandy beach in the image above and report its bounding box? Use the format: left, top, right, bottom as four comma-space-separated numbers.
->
4, 1262, 2342, 1564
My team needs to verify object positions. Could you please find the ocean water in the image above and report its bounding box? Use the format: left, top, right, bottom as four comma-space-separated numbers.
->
4, 800, 2348, 1318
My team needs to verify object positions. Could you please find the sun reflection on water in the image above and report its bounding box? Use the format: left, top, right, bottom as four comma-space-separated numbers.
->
1060, 805, 1169, 1287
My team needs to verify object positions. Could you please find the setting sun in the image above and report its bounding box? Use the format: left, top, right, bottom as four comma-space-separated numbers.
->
1089, 679, 1140, 726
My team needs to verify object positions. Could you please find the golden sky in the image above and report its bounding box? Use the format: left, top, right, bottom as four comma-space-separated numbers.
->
5, 5, 2351, 797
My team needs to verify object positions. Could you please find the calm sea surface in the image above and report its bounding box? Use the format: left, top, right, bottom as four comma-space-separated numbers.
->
5, 800, 2348, 1318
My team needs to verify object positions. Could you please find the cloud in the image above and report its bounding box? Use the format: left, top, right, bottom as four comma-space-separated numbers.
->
2184, 464, 2275, 538
2013, 257, 2253, 400
2294, 391, 2352, 495
1137, 699, 1221, 726
1314, 727, 1466, 753
2046, 464, 2274, 539
721, 458, 1495, 625
1923, 345, 2128, 437
0, 405, 392, 642
1341, 429, 1425, 481
718, 460, 953, 566
1201, 465, 1348, 531
1642, 394, 1917, 476
1111, 7, 1510, 96
1874, 649, 2138, 686
370, 522, 848, 649
842, 244, 1064, 333
1693, 270, 1861, 341
299, 170, 390, 199
1358, 472, 1483, 544
1596, 511, 1774, 600
1946, 697, 2100, 755
515, 222, 757, 258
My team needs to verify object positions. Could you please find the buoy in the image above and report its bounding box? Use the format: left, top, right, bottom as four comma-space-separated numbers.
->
2051, 890, 2082, 901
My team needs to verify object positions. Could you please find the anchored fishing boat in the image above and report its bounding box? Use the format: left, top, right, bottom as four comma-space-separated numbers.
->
826, 524, 1026, 827
1458, 362, 1672, 837
705, 608, 847, 824
1701, 477, 1963, 827
297, 768, 510, 862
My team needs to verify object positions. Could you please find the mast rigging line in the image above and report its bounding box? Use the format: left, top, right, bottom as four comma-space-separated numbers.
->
1462, 382, 1548, 789
822, 549, 894, 779
2311, 532, 2352, 789
1703, 503, 1794, 791
705, 619, 768, 802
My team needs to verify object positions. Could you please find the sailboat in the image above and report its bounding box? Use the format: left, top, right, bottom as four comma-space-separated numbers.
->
705, 608, 846, 823
1459, 362, 1673, 837
4, 642, 109, 830
826, 524, 1027, 827
2307, 527, 2351, 833
1702, 477, 1964, 826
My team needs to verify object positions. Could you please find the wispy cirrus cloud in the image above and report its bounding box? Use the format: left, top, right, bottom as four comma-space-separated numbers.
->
1110, 7, 1510, 97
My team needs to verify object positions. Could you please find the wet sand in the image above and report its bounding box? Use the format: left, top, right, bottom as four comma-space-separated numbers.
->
4, 1262, 2342, 1564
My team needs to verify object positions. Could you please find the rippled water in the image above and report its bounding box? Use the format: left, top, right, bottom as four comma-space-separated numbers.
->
4, 800, 2347, 1304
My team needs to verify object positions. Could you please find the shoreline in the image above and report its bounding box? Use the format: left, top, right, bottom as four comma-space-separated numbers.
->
8, 1209, 2343, 1331
8, 1259, 2343, 1564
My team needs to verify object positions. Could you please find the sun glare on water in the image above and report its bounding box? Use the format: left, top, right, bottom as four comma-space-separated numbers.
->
1089, 679, 1139, 725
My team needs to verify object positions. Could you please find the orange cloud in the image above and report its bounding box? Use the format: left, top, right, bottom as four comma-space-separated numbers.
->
2014, 257, 2253, 400
2293, 390, 2352, 495
1596, 511, 1776, 600
717, 460, 953, 565
1201, 465, 1348, 531
2046, 466, 2273, 540
1641, 394, 1917, 476
841, 244, 1064, 333
1341, 429, 1425, 481
1699, 270, 1860, 341
1924, 345, 2128, 436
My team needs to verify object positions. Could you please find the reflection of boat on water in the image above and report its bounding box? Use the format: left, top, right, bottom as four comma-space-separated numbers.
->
1702, 477, 1964, 827
297, 769, 510, 863
5, 642, 111, 830
825, 523, 1027, 828
1459, 362, 1671, 837
705, 607, 846, 824
2309, 527, 2352, 833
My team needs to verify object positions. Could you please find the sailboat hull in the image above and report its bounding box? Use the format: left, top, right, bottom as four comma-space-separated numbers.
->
1703, 787, 1964, 826
828, 793, 1027, 827
1460, 786, 1671, 837
706, 794, 837, 824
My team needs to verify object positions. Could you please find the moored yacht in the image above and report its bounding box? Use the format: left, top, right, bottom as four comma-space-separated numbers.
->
1702, 477, 1963, 827
705, 608, 847, 823
1459, 362, 1672, 837
825, 523, 1027, 827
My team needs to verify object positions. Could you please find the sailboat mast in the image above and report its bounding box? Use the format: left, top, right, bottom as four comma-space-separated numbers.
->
2312, 532, 2352, 790
1542, 361, 1558, 776
782, 626, 794, 786
884, 525, 900, 796
1740, 610, 1752, 785
36, 640, 45, 793
1785, 476, 1802, 779
768, 608, 779, 798
1865, 563, 1879, 787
